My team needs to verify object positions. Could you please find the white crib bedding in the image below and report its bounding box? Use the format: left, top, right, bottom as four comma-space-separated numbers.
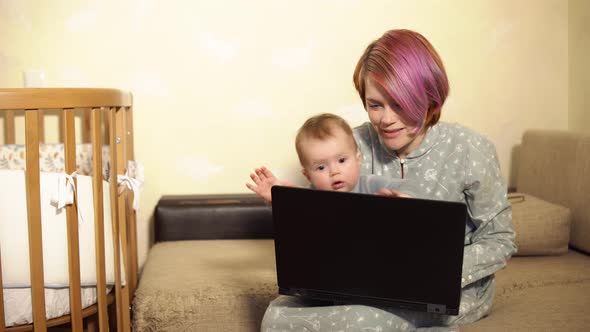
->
3, 286, 111, 327
0, 143, 110, 180
0, 144, 139, 327
0, 170, 125, 288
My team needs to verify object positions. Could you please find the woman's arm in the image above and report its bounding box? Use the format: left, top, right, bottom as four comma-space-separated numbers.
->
461, 136, 517, 287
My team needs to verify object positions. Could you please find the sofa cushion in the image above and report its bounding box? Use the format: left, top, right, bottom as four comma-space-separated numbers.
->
509, 193, 571, 256
494, 250, 590, 296
132, 239, 278, 332
516, 130, 590, 254
463, 281, 590, 331
463, 250, 590, 331
132, 241, 590, 331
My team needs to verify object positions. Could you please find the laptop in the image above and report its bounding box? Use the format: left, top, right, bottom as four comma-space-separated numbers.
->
270, 185, 467, 315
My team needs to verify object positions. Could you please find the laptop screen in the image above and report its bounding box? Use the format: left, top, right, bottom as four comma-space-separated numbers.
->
271, 186, 466, 315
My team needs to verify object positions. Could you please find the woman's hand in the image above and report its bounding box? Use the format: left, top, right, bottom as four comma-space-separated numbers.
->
376, 188, 412, 198
246, 166, 294, 204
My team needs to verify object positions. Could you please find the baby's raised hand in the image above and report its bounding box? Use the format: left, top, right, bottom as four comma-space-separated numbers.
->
246, 166, 279, 204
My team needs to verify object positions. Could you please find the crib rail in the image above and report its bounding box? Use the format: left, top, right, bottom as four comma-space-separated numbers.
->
0, 88, 137, 332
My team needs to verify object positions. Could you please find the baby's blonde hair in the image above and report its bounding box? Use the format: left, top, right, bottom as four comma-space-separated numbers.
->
295, 113, 358, 166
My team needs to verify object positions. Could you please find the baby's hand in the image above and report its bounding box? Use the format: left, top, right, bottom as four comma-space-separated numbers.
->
376, 188, 412, 198
246, 166, 280, 204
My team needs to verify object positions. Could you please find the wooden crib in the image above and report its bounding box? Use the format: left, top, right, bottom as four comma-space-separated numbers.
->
0, 88, 138, 332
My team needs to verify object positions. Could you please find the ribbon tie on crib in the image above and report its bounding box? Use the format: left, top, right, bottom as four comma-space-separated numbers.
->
50, 172, 77, 210
117, 161, 144, 211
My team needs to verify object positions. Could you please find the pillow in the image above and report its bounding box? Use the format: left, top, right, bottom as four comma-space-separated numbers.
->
509, 193, 571, 256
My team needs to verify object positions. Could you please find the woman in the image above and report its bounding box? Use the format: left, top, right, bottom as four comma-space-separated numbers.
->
261, 29, 516, 331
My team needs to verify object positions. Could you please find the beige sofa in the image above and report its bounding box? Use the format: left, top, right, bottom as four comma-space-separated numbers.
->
132, 129, 590, 331
463, 130, 590, 331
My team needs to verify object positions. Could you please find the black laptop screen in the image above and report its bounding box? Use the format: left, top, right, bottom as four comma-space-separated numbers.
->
271, 186, 466, 314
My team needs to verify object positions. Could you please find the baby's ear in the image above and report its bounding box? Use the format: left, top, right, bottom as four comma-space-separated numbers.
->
356, 150, 361, 164
302, 168, 311, 181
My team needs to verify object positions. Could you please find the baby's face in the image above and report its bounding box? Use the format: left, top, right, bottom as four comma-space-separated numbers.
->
301, 129, 361, 192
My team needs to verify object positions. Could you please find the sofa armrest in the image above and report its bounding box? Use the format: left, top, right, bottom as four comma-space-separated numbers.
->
155, 194, 273, 241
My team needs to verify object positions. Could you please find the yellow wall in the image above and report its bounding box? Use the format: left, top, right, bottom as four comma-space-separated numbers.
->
569, 0, 590, 134
0, 0, 570, 267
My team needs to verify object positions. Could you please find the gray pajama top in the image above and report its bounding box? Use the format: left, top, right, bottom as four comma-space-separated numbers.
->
261, 122, 517, 331
354, 121, 517, 289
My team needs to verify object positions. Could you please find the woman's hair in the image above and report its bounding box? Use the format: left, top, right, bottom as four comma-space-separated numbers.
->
353, 29, 449, 130
295, 113, 357, 165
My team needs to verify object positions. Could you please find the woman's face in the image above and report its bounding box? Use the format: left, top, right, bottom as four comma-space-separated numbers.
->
364, 78, 425, 158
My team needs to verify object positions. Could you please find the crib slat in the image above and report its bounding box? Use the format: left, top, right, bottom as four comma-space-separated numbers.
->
82, 110, 91, 143
125, 105, 139, 297
3, 109, 15, 144
90, 108, 109, 331
0, 246, 6, 330
37, 109, 45, 143
107, 107, 124, 332
58, 111, 64, 144
115, 106, 132, 332
62, 108, 84, 332
103, 109, 110, 145
24, 110, 48, 332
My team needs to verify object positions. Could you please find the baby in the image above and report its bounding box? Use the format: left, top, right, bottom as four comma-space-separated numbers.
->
247, 113, 413, 203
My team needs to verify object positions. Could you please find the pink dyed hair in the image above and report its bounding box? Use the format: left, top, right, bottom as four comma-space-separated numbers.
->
353, 29, 449, 131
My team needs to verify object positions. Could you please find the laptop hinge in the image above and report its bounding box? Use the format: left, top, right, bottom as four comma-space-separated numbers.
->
427, 304, 447, 314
